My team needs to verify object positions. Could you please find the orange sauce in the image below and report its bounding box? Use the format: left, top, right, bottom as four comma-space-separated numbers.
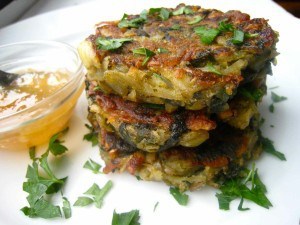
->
0, 69, 69, 118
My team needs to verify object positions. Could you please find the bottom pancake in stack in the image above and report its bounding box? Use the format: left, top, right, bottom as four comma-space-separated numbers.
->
86, 82, 263, 191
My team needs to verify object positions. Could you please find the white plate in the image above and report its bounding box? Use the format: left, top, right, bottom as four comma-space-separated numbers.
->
0, 1, 300, 225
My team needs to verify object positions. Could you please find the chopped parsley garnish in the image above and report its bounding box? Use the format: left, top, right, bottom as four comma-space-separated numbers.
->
21, 144, 69, 219
216, 163, 272, 210
132, 47, 155, 66
218, 21, 234, 32
62, 197, 72, 219
83, 124, 98, 146
169, 187, 189, 206
172, 6, 193, 15
171, 24, 181, 30
261, 136, 286, 160
231, 29, 245, 44
118, 14, 145, 28
269, 104, 275, 113
96, 37, 133, 51
73, 197, 94, 207
259, 118, 265, 126
112, 209, 140, 225
29, 146, 36, 160
188, 15, 203, 25
139, 9, 148, 20
195, 21, 246, 45
203, 62, 222, 75
239, 87, 264, 101
194, 26, 220, 45
271, 91, 287, 103
153, 202, 159, 212
269, 91, 287, 113
83, 158, 102, 174
48, 127, 69, 156
74, 181, 113, 208
149, 8, 170, 21
157, 47, 169, 53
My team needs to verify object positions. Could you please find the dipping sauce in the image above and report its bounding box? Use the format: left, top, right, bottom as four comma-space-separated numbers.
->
0, 69, 69, 118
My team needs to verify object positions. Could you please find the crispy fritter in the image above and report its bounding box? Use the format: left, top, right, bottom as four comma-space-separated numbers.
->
87, 84, 215, 152
86, 79, 261, 152
98, 122, 262, 191
79, 4, 278, 110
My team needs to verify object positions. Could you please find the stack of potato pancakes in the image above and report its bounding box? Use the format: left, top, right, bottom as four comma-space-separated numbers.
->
78, 4, 278, 191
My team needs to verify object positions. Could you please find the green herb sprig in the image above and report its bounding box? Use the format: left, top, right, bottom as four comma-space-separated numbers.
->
261, 136, 286, 160
132, 47, 155, 66
48, 127, 69, 156
83, 124, 98, 146
216, 163, 272, 210
96, 37, 133, 51
74, 181, 113, 208
118, 14, 145, 28
269, 91, 287, 113
83, 158, 102, 174
169, 187, 189, 206
112, 209, 140, 225
188, 16, 203, 25
172, 6, 194, 15
194, 21, 246, 45
21, 129, 71, 219
149, 8, 170, 21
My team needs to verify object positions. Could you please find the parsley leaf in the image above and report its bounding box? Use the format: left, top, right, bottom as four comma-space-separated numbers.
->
172, 6, 193, 15
194, 26, 220, 45
231, 30, 245, 44
132, 47, 155, 66
171, 24, 181, 30
239, 87, 264, 101
139, 9, 148, 20
21, 198, 62, 219
48, 127, 69, 156
83, 124, 98, 146
29, 146, 36, 160
203, 62, 222, 75
169, 187, 189, 206
216, 193, 236, 210
83, 158, 102, 174
62, 197, 72, 219
238, 198, 250, 211
96, 37, 133, 51
112, 209, 140, 225
118, 14, 145, 28
73, 197, 94, 207
271, 92, 287, 103
216, 164, 272, 210
218, 21, 234, 32
261, 136, 286, 160
74, 181, 113, 209
153, 201, 159, 212
188, 15, 203, 25
21, 151, 68, 219
149, 8, 170, 21
269, 104, 275, 113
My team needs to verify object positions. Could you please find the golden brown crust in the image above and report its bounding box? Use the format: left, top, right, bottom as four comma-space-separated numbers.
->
89, 87, 216, 131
